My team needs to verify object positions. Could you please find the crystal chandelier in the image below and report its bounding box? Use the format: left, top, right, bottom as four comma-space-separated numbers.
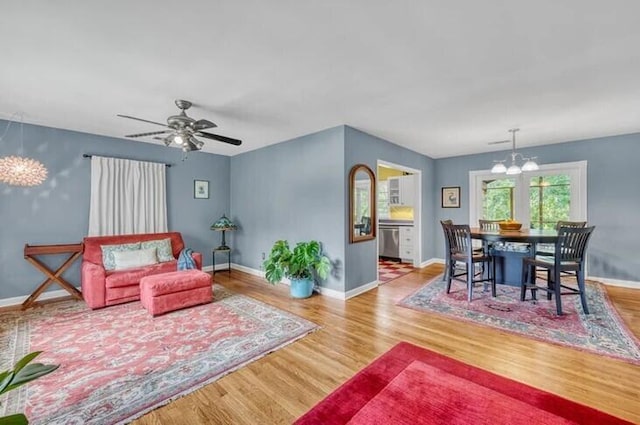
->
0, 114, 48, 187
490, 128, 539, 175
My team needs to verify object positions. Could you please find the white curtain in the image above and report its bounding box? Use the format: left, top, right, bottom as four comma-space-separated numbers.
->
88, 156, 168, 236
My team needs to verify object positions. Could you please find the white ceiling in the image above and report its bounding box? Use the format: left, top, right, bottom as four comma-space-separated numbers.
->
2, 1, 640, 158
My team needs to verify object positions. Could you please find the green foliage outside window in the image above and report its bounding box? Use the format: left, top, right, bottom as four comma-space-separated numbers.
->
481, 175, 571, 229
482, 178, 514, 220
529, 175, 570, 229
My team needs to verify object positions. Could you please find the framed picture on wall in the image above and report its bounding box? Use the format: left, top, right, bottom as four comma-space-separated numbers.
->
441, 186, 460, 208
194, 180, 209, 199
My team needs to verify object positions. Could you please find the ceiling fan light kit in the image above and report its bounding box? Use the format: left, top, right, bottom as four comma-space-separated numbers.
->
117, 99, 242, 154
490, 128, 539, 175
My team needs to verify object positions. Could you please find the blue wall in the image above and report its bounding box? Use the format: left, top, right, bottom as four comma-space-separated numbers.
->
344, 126, 436, 291
3, 119, 636, 301
0, 120, 230, 299
229, 126, 346, 292
434, 132, 640, 281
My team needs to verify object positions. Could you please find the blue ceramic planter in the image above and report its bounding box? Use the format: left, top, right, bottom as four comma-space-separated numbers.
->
290, 278, 314, 298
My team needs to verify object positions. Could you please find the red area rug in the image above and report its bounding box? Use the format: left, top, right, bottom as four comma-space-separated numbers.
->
0, 285, 318, 425
398, 275, 640, 364
378, 259, 414, 283
295, 342, 633, 425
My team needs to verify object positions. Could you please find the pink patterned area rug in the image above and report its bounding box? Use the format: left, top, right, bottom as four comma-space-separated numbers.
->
0, 285, 318, 425
399, 276, 640, 364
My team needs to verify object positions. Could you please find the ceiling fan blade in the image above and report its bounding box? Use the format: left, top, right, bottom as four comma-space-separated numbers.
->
196, 131, 242, 146
488, 139, 510, 145
126, 130, 171, 138
117, 114, 169, 127
192, 119, 217, 130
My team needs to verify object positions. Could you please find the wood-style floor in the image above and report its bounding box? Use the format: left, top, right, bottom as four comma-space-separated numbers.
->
129, 264, 640, 425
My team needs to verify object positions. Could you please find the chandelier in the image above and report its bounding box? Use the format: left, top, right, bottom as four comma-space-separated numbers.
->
0, 114, 48, 187
490, 128, 539, 175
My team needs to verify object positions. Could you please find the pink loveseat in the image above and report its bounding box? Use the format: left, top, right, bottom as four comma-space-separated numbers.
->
81, 232, 203, 309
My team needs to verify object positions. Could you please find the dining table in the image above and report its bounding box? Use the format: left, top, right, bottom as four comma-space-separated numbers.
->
469, 227, 559, 286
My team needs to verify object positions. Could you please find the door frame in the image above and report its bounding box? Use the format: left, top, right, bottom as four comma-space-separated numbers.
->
377, 160, 422, 270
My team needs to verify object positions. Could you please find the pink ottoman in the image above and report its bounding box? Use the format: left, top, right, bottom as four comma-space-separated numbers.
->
140, 270, 212, 316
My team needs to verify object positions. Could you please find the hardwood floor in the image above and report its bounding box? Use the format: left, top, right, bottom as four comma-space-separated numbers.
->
133, 266, 637, 423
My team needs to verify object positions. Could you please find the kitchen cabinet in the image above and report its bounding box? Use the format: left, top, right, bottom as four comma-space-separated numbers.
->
399, 226, 414, 261
388, 175, 414, 206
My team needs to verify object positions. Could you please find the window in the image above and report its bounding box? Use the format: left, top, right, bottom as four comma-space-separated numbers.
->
482, 178, 515, 220
469, 161, 587, 228
529, 174, 571, 229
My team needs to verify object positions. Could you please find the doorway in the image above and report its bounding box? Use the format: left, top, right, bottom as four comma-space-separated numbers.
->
377, 160, 422, 283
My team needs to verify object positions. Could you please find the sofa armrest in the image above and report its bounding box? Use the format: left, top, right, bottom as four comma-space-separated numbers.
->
81, 261, 107, 309
191, 251, 203, 270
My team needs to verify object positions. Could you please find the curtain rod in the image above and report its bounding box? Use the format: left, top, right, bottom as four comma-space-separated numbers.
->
82, 154, 172, 167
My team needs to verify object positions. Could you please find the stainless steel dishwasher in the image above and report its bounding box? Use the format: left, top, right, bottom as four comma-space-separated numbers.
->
379, 225, 400, 258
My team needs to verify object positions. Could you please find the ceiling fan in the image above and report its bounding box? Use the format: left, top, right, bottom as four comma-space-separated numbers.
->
117, 99, 242, 152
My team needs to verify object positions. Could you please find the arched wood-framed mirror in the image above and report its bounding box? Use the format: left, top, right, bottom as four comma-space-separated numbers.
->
349, 164, 376, 243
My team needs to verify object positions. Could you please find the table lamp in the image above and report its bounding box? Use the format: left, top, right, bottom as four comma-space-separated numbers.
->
211, 214, 237, 250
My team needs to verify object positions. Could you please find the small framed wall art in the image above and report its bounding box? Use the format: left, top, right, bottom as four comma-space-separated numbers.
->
441, 186, 460, 208
194, 180, 209, 199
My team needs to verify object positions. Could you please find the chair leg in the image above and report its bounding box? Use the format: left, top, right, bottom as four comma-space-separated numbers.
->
520, 262, 528, 301
443, 255, 450, 283
577, 269, 590, 315
554, 269, 563, 315
528, 264, 538, 301
467, 262, 473, 302
445, 260, 454, 294
530, 266, 538, 301
546, 269, 552, 300
490, 258, 496, 297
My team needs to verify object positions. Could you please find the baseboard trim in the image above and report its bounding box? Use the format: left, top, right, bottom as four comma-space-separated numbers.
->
588, 276, 640, 289
419, 258, 445, 268
229, 263, 263, 278
230, 263, 356, 297
230, 263, 290, 284
345, 280, 379, 300
316, 286, 347, 299
203, 264, 235, 273
0, 287, 82, 308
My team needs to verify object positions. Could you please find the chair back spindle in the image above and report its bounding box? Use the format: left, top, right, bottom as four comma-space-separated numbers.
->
556, 226, 595, 264
479, 219, 501, 232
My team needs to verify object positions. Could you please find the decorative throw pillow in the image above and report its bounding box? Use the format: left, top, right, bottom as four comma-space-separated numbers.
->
140, 238, 174, 263
112, 248, 158, 270
101, 242, 142, 271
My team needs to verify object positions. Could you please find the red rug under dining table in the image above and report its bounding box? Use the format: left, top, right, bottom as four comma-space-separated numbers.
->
295, 342, 634, 425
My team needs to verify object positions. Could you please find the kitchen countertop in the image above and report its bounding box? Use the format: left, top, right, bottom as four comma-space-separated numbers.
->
379, 219, 414, 226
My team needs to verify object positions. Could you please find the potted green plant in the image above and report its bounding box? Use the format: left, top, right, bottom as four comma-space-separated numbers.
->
0, 352, 59, 425
263, 240, 331, 298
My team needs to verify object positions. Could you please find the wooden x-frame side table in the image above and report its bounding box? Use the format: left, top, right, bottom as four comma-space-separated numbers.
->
22, 243, 84, 310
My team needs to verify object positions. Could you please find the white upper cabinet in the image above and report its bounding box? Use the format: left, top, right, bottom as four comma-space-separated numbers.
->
388, 175, 414, 207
